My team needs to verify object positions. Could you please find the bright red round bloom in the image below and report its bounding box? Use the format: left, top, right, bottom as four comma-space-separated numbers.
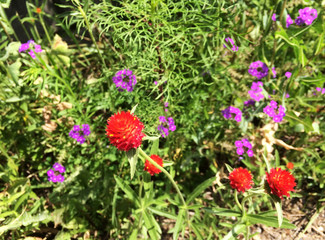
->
144, 154, 163, 176
229, 167, 254, 193
266, 168, 296, 199
106, 111, 145, 151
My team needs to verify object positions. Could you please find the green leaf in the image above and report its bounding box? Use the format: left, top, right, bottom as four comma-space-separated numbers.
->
126, 148, 139, 179
150, 138, 159, 156
315, 32, 324, 55
130, 104, 138, 114
275, 27, 299, 47
186, 177, 215, 204
247, 214, 296, 229
274, 201, 283, 227
143, 210, 160, 240
225, 164, 233, 174
114, 176, 140, 207
7, 60, 21, 86
222, 223, 246, 240
147, 207, 177, 220
203, 207, 242, 217
172, 209, 185, 240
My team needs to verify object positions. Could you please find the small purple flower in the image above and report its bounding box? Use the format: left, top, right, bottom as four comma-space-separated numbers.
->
272, 13, 276, 21
285, 72, 292, 78
19, 39, 43, 58
285, 93, 290, 98
222, 106, 242, 122
69, 124, 91, 144
224, 37, 239, 52
297, 7, 318, 26
286, 14, 293, 28
263, 101, 285, 122
248, 81, 264, 102
157, 116, 176, 137
47, 162, 66, 183
295, 17, 304, 26
248, 61, 269, 79
272, 67, 276, 78
154, 81, 158, 85
112, 69, 137, 92
234, 139, 254, 158
236, 147, 244, 155
164, 102, 169, 107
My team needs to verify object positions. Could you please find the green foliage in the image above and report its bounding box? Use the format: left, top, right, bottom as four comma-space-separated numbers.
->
0, 0, 324, 239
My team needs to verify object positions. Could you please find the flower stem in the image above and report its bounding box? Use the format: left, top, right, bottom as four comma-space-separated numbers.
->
138, 148, 189, 222
234, 190, 243, 211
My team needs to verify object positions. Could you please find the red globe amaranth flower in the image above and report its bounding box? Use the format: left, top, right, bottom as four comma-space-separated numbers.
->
106, 111, 145, 151
286, 162, 294, 170
229, 167, 254, 193
144, 154, 163, 176
266, 168, 296, 199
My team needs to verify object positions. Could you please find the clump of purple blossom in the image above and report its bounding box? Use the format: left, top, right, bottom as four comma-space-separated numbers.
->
272, 14, 276, 21
157, 116, 176, 138
235, 138, 254, 157
248, 81, 264, 102
285, 72, 292, 78
296, 7, 318, 26
316, 87, 325, 94
69, 124, 91, 144
222, 106, 242, 122
286, 14, 293, 28
223, 37, 238, 52
47, 162, 65, 183
263, 100, 286, 122
112, 69, 137, 92
19, 39, 43, 59
248, 61, 269, 79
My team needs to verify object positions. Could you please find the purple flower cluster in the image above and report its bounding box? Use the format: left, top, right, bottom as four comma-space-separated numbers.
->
47, 162, 65, 183
223, 37, 238, 52
296, 7, 318, 26
69, 124, 91, 144
263, 100, 286, 122
285, 72, 292, 78
248, 61, 269, 79
272, 14, 276, 22
235, 138, 254, 157
286, 15, 293, 28
19, 39, 43, 59
222, 106, 242, 122
157, 116, 176, 138
112, 69, 137, 92
248, 81, 264, 102
316, 87, 325, 94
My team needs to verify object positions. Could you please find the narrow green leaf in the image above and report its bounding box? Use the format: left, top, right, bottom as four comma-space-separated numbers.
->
186, 177, 215, 204
143, 210, 160, 240
203, 207, 242, 217
150, 138, 159, 156
147, 207, 177, 220
247, 214, 295, 229
126, 148, 139, 179
315, 32, 324, 55
114, 176, 140, 207
172, 209, 185, 240
222, 223, 246, 240
275, 201, 283, 227
130, 104, 138, 114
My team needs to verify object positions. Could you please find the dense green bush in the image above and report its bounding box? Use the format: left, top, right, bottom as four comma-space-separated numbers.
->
0, 0, 324, 239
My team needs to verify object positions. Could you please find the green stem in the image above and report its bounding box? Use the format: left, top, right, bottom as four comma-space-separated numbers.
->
234, 190, 243, 211
38, 13, 52, 45
138, 148, 189, 222
74, 0, 106, 68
